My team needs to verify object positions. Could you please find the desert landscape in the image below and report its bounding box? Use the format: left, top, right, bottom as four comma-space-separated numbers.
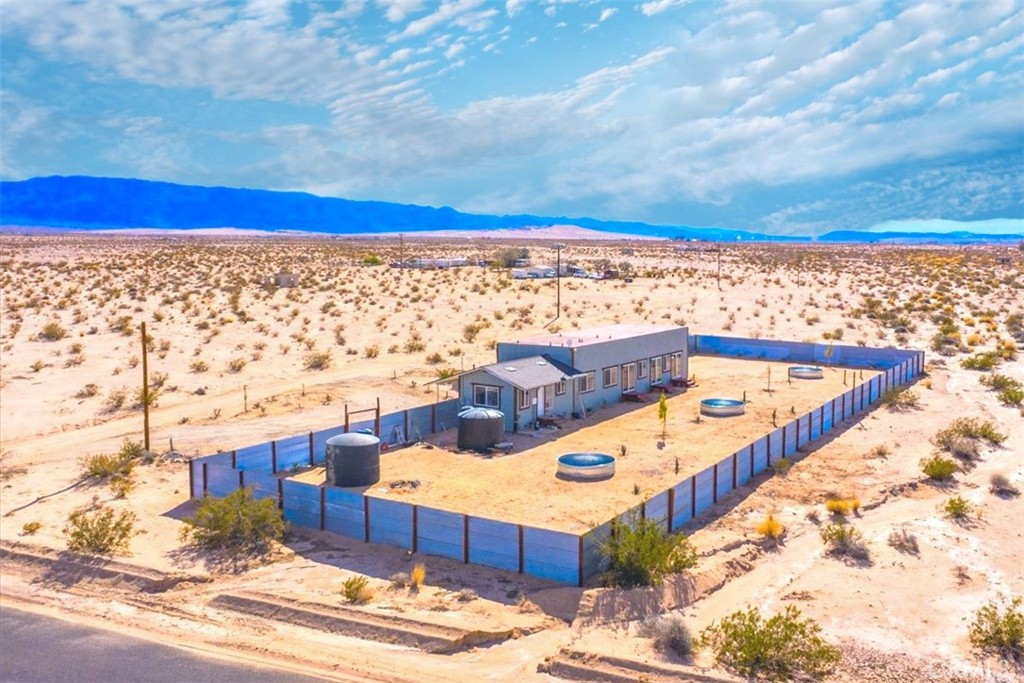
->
1, 231, 1023, 682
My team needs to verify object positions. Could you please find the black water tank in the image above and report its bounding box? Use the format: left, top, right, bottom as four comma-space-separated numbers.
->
457, 407, 504, 450
325, 433, 380, 487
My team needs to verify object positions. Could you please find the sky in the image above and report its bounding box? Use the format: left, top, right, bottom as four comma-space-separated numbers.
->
1, 0, 1022, 236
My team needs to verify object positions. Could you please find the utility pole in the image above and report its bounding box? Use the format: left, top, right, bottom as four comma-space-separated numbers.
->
717, 245, 722, 291
399, 233, 404, 275
141, 321, 150, 451
545, 243, 566, 328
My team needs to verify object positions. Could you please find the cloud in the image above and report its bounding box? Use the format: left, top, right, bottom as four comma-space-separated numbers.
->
377, 0, 425, 23
505, 0, 526, 18
599, 8, 617, 22
639, 0, 690, 17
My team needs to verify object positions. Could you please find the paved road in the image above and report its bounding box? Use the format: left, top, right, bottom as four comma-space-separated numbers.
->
0, 606, 332, 683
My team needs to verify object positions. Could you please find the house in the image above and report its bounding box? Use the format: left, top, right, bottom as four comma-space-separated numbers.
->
457, 324, 689, 432
264, 272, 298, 287
527, 265, 556, 278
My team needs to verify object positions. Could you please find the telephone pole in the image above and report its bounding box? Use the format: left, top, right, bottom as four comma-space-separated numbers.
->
141, 321, 150, 451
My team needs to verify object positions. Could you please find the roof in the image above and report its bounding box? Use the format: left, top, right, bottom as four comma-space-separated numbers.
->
505, 323, 685, 349
477, 354, 584, 391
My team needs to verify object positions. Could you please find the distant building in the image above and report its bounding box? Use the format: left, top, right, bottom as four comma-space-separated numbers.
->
264, 272, 298, 288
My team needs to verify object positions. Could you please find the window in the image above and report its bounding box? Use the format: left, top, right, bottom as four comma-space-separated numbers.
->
602, 366, 618, 388
556, 379, 567, 396
473, 384, 499, 408
651, 355, 663, 379
671, 352, 684, 378
621, 362, 636, 391
518, 388, 532, 410
638, 358, 648, 379
580, 371, 596, 393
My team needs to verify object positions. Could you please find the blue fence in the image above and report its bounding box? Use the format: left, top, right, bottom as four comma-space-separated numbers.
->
187, 339, 924, 585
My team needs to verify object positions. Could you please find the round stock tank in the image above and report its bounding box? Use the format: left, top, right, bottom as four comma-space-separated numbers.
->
325, 432, 380, 487
557, 453, 616, 480
788, 365, 824, 379
457, 407, 505, 450
699, 398, 745, 417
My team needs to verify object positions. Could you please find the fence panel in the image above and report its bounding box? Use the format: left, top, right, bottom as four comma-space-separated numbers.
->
582, 521, 612, 581
311, 428, 341, 465
737, 446, 754, 486
235, 444, 273, 471
206, 463, 240, 497
822, 401, 834, 433
694, 466, 715, 516
190, 459, 205, 499
811, 409, 822, 441
276, 435, 310, 472
716, 455, 735, 500
416, 507, 464, 561
243, 469, 278, 502
367, 498, 413, 550
522, 527, 578, 584
324, 487, 365, 540
757, 434, 773, 473
646, 491, 670, 527
783, 422, 798, 458
282, 480, 320, 529
379, 413, 407, 446
671, 479, 693, 529
468, 517, 519, 572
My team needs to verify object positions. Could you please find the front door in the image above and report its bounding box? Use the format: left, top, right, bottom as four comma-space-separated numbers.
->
621, 362, 636, 392
537, 386, 545, 417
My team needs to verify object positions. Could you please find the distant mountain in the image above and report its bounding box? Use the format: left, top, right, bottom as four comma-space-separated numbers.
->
0, 176, 799, 242
818, 230, 1023, 244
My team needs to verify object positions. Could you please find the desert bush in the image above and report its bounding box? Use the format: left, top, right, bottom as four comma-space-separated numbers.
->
601, 515, 697, 588
304, 350, 332, 369
64, 507, 138, 554
820, 522, 869, 561
879, 387, 919, 410
825, 498, 851, 516
75, 383, 99, 399
989, 473, 1020, 497
934, 418, 1006, 450
39, 320, 67, 341
968, 597, 1024, 665
772, 457, 792, 476
410, 562, 426, 590
180, 487, 286, 555
341, 575, 372, 604
756, 514, 785, 542
943, 496, 972, 520
363, 345, 379, 359
21, 521, 41, 535
998, 386, 1024, 407
961, 352, 1001, 371
189, 359, 209, 373
388, 572, 409, 589
425, 352, 444, 365
109, 476, 134, 499
921, 455, 957, 481
887, 529, 919, 555
456, 588, 478, 602
83, 452, 134, 481
979, 373, 1022, 393
639, 613, 693, 658
698, 605, 840, 681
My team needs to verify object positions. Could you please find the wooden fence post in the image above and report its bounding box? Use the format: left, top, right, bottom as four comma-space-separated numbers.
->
364, 497, 370, 543
667, 488, 675, 532
271, 441, 278, 474
308, 432, 314, 466
320, 487, 326, 531
690, 477, 696, 519
412, 505, 419, 554
518, 525, 524, 574
463, 515, 470, 564
202, 462, 208, 496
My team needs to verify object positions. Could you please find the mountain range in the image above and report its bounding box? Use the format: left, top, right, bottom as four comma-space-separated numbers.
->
1, 176, 1020, 244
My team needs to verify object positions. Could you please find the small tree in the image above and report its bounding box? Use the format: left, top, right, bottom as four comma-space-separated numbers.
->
968, 597, 1023, 665
64, 507, 138, 555
180, 487, 286, 555
601, 514, 697, 588
698, 605, 841, 681
658, 392, 668, 439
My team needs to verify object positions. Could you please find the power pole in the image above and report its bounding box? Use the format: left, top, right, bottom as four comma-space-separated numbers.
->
141, 321, 150, 451
399, 233, 404, 275
717, 246, 722, 291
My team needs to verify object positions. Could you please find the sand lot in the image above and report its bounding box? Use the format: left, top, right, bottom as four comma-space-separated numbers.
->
1, 233, 1022, 682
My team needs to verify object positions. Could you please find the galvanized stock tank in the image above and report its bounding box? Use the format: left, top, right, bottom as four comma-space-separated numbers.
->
325, 432, 380, 487
457, 406, 504, 450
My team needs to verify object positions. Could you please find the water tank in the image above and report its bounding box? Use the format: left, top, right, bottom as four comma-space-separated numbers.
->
325, 433, 380, 487
457, 407, 504, 450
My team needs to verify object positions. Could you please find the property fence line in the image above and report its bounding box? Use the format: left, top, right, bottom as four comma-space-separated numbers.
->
189, 339, 925, 586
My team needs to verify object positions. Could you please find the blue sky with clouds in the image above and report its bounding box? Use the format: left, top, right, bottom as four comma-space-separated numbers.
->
1, 0, 1022, 235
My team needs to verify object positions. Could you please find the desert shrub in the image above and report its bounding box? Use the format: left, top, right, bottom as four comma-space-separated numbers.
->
989, 473, 1020, 497
820, 522, 869, 561
341, 575, 372, 604
998, 386, 1024, 407
968, 597, 1024, 665
756, 514, 785, 542
304, 350, 332, 369
21, 521, 41, 535
462, 322, 484, 343
979, 373, 1022, 393
39, 321, 67, 341
934, 418, 1006, 449
943, 496, 972, 520
189, 359, 209, 373
109, 476, 134, 499
83, 453, 133, 480
456, 588, 478, 602
102, 387, 127, 413
410, 562, 426, 590
180, 487, 286, 555
879, 387, 919, 410
75, 383, 99, 399
639, 613, 693, 658
961, 352, 1001, 371
424, 352, 444, 365
698, 605, 840, 681
64, 507, 138, 554
887, 529, 919, 555
601, 515, 697, 588
772, 457, 792, 476
921, 455, 957, 481
227, 357, 247, 373
825, 498, 850, 516
388, 572, 410, 589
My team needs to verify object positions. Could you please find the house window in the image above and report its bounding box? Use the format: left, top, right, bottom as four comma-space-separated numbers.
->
652, 356, 663, 379
671, 352, 684, 378
602, 366, 618, 388
556, 379, 567, 396
518, 389, 532, 410
473, 384, 499, 408
638, 359, 648, 379
621, 362, 636, 391
580, 371, 596, 393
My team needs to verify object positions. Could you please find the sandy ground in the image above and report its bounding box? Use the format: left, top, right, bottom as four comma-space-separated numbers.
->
1, 234, 1022, 682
